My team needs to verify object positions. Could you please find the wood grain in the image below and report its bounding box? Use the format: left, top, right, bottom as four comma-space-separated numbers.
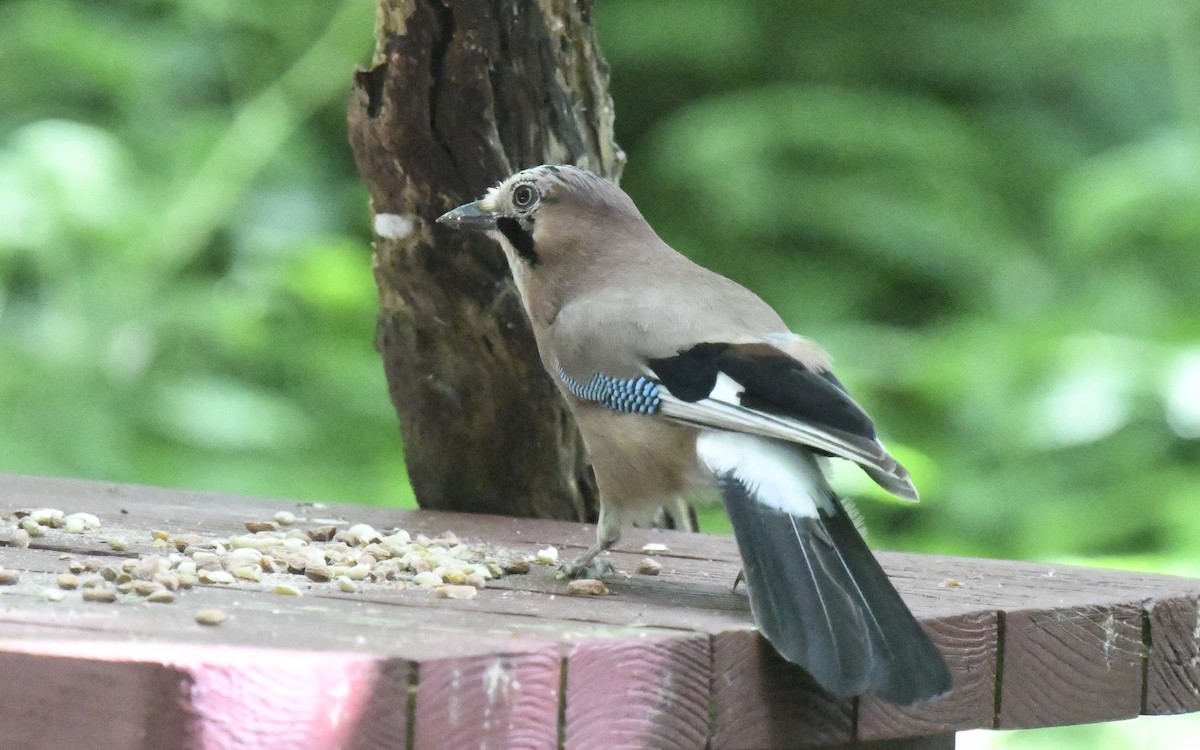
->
3, 472, 1200, 749
1145, 594, 1200, 714
563, 633, 711, 750
0, 650, 191, 750
997, 602, 1145, 728
413, 648, 561, 750
857, 611, 998, 741
710, 630, 855, 749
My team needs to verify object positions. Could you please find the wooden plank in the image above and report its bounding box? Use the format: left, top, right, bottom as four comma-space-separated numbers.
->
857, 611, 997, 740
710, 630, 855, 749
1145, 594, 1200, 714
4, 471, 1200, 747
0, 650, 191, 750
996, 602, 1144, 729
413, 649, 561, 750
0, 640, 398, 750
563, 633, 711, 750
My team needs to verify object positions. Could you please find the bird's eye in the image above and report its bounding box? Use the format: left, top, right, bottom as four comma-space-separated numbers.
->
512, 184, 539, 210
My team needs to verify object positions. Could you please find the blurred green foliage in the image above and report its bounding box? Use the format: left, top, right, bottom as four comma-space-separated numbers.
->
2, 0, 1199, 745
601, 0, 1200, 577
0, 0, 411, 505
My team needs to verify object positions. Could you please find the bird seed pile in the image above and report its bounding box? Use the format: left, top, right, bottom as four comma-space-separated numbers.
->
0, 506, 543, 616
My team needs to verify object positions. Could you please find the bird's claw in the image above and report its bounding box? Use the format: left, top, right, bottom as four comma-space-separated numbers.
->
557, 557, 616, 580
732, 569, 745, 592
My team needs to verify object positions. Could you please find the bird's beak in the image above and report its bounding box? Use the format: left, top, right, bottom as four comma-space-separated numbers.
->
436, 200, 497, 232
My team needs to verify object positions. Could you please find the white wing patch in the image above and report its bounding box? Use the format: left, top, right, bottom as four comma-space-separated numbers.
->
697, 432, 834, 517
709, 372, 744, 404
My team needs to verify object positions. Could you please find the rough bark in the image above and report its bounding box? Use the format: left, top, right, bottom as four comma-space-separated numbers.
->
347, 0, 623, 519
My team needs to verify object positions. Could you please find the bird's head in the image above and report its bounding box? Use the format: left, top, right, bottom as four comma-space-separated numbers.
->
437, 165, 651, 274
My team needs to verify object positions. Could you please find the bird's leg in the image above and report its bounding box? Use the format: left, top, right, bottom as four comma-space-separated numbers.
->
559, 508, 621, 579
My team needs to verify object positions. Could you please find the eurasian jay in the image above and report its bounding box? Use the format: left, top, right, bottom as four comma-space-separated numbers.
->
437, 164, 950, 705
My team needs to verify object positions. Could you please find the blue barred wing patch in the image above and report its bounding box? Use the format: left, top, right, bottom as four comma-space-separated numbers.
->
556, 364, 662, 415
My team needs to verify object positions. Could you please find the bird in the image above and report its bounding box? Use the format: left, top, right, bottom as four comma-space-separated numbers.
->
436, 164, 951, 705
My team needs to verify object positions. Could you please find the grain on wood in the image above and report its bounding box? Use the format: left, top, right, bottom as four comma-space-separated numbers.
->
1145, 594, 1200, 715
413, 649, 561, 750
857, 611, 998, 741
3, 473, 1200, 749
0, 651, 191, 750
563, 633, 711, 750
710, 631, 855, 749
996, 602, 1145, 729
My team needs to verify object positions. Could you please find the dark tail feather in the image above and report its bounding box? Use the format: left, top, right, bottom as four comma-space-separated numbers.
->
717, 474, 951, 705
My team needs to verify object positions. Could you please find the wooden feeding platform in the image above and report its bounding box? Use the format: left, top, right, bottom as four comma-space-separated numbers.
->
1, 472, 1199, 750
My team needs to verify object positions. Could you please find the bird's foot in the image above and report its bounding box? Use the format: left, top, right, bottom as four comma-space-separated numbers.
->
732, 569, 745, 592
557, 556, 616, 580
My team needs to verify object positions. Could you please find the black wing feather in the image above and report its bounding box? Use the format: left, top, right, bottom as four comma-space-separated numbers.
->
649, 342, 876, 440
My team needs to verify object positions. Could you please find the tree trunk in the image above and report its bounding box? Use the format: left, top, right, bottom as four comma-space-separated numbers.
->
347, 0, 622, 520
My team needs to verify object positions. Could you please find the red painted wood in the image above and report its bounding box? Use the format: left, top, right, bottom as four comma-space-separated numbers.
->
563, 633, 711, 750
3, 472, 1200, 748
413, 648, 561, 750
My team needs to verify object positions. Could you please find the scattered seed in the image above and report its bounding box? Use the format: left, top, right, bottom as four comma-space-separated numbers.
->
130, 581, 163, 597
503, 560, 531, 575
345, 523, 381, 544
57, 573, 79, 590
173, 534, 203, 551
82, 588, 118, 603
66, 512, 101, 530
641, 543, 669, 554
107, 538, 128, 552
535, 546, 559, 565
336, 576, 360, 593
0, 569, 20, 585
151, 530, 171, 541
435, 584, 477, 600
464, 573, 487, 589
62, 516, 87, 534
568, 579, 609, 596
941, 578, 964, 588
382, 530, 411, 546
195, 608, 227, 626
199, 570, 235, 585
19, 518, 46, 537
30, 508, 64, 526
146, 590, 176, 604
304, 565, 333, 583
272, 584, 303, 597
273, 510, 296, 526
7, 528, 30, 548
244, 520, 279, 534
40, 588, 66, 602
412, 571, 443, 587
306, 526, 337, 542
442, 569, 467, 586
636, 558, 663, 576
232, 566, 262, 583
